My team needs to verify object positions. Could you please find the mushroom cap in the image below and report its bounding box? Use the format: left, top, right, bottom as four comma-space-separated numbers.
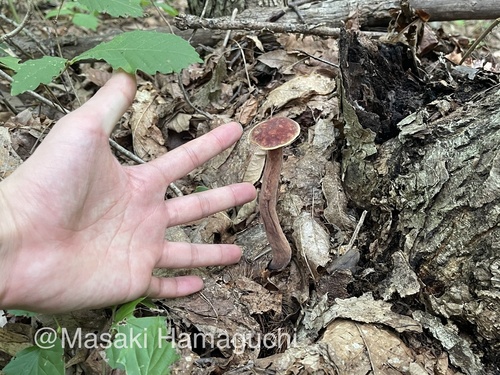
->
248, 117, 300, 150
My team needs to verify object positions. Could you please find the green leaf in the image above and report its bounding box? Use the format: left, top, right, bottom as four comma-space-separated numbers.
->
140, 1, 178, 16
72, 13, 99, 30
0, 57, 21, 71
156, 2, 178, 16
3, 339, 64, 375
114, 297, 146, 323
106, 316, 179, 375
73, 30, 202, 75
45, 7, 75, 18
6, 309, 37, 317
194, 185, 209, 193
11, 56, 68, 96
78, 0, 144, 17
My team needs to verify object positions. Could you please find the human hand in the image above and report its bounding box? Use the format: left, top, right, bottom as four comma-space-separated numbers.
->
0, 72, 256, 313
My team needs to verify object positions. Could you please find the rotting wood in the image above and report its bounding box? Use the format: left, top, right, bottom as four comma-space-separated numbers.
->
338, 29, 500, 373
188, 0, 500, 24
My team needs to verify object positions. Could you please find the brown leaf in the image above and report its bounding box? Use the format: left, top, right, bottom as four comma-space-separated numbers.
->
260, 73, 336, 114
322, 162, 356, 231
0, 127, 22, 178
129, 86, 167, 161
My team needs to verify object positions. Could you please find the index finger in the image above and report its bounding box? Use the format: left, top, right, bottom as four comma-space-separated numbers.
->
70, 71, 137, 135
146, 122, 244, 184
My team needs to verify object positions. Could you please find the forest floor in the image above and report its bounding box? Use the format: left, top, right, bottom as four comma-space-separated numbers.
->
1, 2, 500, 375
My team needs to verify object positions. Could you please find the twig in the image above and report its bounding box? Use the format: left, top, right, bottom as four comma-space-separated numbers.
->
356, 323, 377, 375
177, 72, 213, 120
345, 210, 367, 253
294, 49, 339, 68
109, 139, 183, 197
149, 1, 175, 34
265, 0, 314, 23
108, 138, 145, 164
459, 18, 500, 65
287, 0, 307, 24
175, 13, 341, 37
222, 8, 239, 48
233, 40, 253, 90
0, 12, 50, 55
0, 1, 32, 42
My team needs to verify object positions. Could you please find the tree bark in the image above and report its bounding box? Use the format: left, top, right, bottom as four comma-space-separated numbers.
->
339, 29, 500, 372
188, 0, 500, 25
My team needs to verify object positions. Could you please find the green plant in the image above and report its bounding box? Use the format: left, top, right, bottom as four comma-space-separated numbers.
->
44, 0, 178, 31
45, 1, 100, 31
3, 300, 178, 375
0, 0, 196, 96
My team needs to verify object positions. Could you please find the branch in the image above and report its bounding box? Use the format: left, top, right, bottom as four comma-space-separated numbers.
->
175, 13, 341, 37
0, 2, 32, 42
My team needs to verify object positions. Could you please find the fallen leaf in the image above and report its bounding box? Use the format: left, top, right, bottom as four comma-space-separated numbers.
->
293, 212, 331, 272
257, 49, 300, 70
236, 96, 259, 125
413, 310, 484, 374
130, 86, 167, 161
379, 251, 420, 300
243, 147, 266, 184
260, 73, 336, 114
165, 113, 191, 133
322, 162, 356, 230
304, 293, 422, 334
234, 276, 282, 314
0, 127, 22, 178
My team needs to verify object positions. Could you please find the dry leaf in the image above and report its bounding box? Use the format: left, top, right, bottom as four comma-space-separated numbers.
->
293, 212, 331, 271
257, 49, 300, 70
236, 96, 259, 125
304, 293, 422, 334
165, 113, 191, 133
260, 73, 336, 114
81, 66, 112, 87
322, 162, 356, 230
379, 251, 420, 300
246, 35, 264, 52
233, 197, 257, 225
0, 127, 22, 178
320, 320, 417, 374
243, 147, 266, 184
130, 86, 167, 161
312, 118, 336, 152
190, 211, 233, 244
234, 276, 282, 314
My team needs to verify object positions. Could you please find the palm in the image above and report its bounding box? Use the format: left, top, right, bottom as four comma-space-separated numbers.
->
0, 73, 255, 313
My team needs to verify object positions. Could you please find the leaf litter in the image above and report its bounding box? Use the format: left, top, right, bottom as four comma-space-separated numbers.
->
2, 7, 500, 375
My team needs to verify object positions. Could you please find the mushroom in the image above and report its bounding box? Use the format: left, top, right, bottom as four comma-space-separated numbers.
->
249, 117, 300, 270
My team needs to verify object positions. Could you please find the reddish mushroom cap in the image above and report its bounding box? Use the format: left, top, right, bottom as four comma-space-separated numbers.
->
249, 117, 300, 150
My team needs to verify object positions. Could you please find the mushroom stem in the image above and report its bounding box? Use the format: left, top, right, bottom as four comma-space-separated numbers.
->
260, 147, 291, 270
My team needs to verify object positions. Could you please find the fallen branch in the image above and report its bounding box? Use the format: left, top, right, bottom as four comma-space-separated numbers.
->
188, 0, 500, 27
175, 13, 342, 37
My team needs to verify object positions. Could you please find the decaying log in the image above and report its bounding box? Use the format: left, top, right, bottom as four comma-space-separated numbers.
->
189, 0, 500, 25
339, 30, 500, 372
